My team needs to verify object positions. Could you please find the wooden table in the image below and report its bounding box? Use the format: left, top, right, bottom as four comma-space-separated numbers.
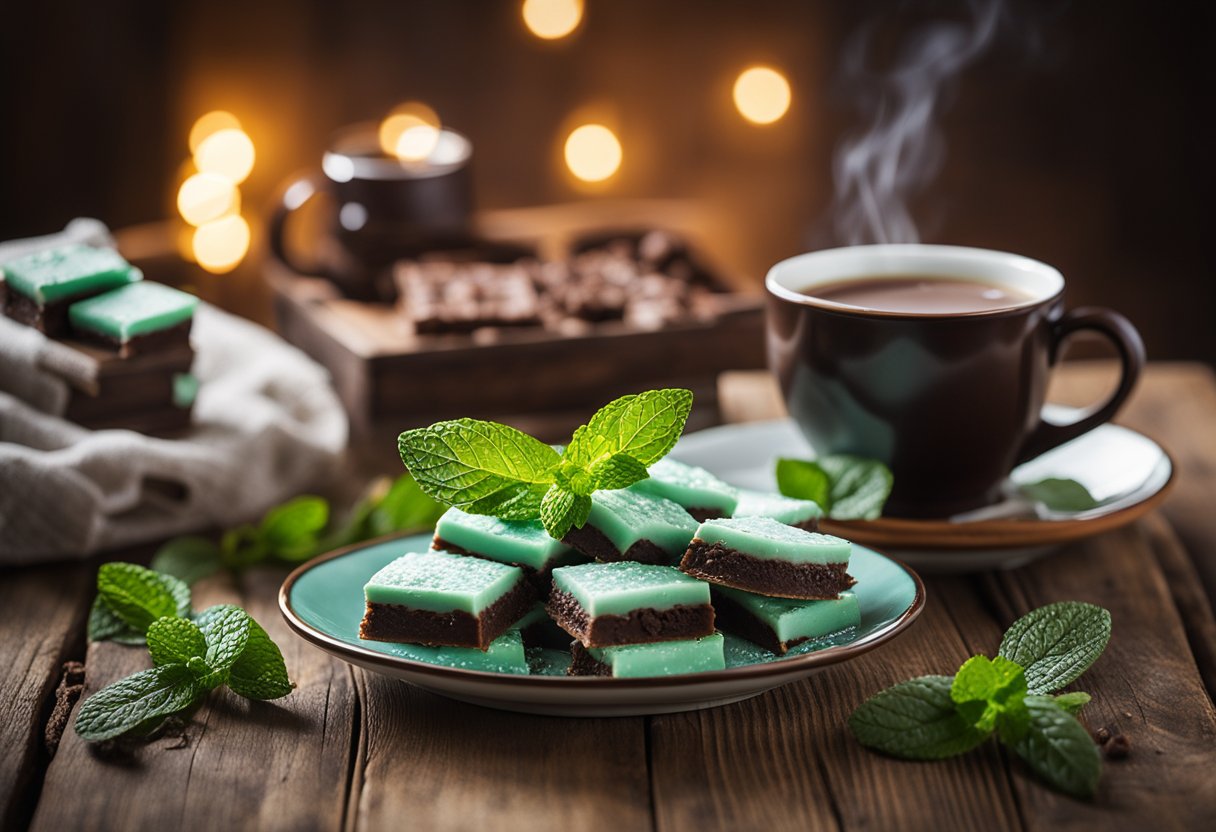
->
4, 361, 1216, 831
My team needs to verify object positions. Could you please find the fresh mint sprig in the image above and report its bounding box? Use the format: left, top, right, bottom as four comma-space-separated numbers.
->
776, 455, 894, 520
397, 388, 694, 540
849, 601, 1111, 799
75, 562, 293, 742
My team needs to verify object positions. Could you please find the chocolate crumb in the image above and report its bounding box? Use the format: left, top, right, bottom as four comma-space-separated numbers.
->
44, 661, 87, 756
1103, 734, 1131, 759
1096, 727, 1112, 745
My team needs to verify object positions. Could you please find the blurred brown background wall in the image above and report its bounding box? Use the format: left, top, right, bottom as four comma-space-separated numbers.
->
1, 0, 1212, 364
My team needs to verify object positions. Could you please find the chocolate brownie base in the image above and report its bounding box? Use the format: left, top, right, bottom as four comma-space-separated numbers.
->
73, 319, 193, 359
710, 588, 805, 655
562, 523, 671, 565
568, 643, 613, 677
359, 575, 537, 650
546, 587, 715, 648
432, 535, 561, 598
688, 507, 721, 523
679, 540, 855, 600
3, 290, 71, 336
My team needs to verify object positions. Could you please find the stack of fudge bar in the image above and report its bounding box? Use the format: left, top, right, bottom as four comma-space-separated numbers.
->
359, 458, 862, 678
0, 244, 199, 434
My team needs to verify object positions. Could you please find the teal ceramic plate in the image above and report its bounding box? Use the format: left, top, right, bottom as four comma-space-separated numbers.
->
280, 534, 924, 716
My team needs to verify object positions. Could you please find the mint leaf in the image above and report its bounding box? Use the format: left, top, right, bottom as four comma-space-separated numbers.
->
88, 596, 144, 645
540, 485, 591, 540
97, 563, 191, 633
1053, 691, 1092, 715
817, 455, 894, 520
196, 604, 252, 674
849, 675, 989, 760
998, 602, 1111, 694
951, 655, 1028, 732
220, 525, 268, 569
398, 419, 559, 520
260, 496, 329, 561
1011, 695, 1102, 798
1020, 478, 1101, 513
589, 453, 649, 492
564, 389, 693, 471
151, 536, 222, 586
228, 617, 293, 700
775, 458, 830, 508
74, 665, 204, 742
368, 473, 445, 537
147, 616, 207, 667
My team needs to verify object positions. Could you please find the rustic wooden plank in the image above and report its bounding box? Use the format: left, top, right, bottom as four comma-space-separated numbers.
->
650, 577, 1023, 832
349, 672, 652, 832
30, 566, 354, 832
0, 564, 91, 831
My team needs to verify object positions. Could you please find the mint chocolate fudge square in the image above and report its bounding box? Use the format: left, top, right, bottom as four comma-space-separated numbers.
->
360, 550, 536, 650
69, 281, 198, 357
629, 458, 739, 522
562, 489, 698, 565
732, 488, 822, 530
432, 507, 582, 580
548, 561, 715, 648
712, 586, 860, 655
2, 244, 142, 335
568, 632, 726, 678
679, 516, 855, 600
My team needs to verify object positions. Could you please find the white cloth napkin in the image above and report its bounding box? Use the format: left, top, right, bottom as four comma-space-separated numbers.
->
0, 223, 348, 564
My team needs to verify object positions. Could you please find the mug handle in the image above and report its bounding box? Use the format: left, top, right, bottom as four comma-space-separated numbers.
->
268, 170, 327, 276
1016, 306, 1146, 463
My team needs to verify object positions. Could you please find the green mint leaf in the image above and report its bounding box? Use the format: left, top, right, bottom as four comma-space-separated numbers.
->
540, 485, 591, 540
260, 496, 329, 561
589, 453, 649, 492
996, 696, 1032, 745
147, 616, 208, 667
951, 655, 1028, 732
563, 389, 694, 471
220, 525, 269, 569
817, 455, 894, 520
74, 664, 204, 742
775, 458, 831, 508
848, 675, 989, 760
97, 563, 191, 633
368, 473, 445, 537
88, 596, 145, 645
227, 617, 293, 700
150, 536, 222, 586
1053, 691, 1092, 715
398, 419, 559, 520
1010, 695, 1102, 798
197, 604, 252, 674
998, 602, 1112, 694
1020, 478, 1101, 513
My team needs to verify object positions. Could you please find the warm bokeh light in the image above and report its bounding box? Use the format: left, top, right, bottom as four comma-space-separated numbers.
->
176, 172, 240, 227
188, 110, 242, 154
193, 128, 256, 184
522, 0, 583, 40
564, 123, 622, 182
192, 214, 251, 273
733, 66, 792, 125
378, 102, 441, 160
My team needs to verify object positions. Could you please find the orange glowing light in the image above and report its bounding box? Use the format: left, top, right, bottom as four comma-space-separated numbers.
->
188, 110, 242, 154
564, 123, 621, 182
176, 172, 240, 227
193, 128, 256, 184
733, 66, 791, 125
522, 0, 583, 40
192, 215, 251, 273
378, 102, 441, 160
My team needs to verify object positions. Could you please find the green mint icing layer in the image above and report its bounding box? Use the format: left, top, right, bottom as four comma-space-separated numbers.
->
551, 561, 710, 617
585, 489, 697, 557
172, 373, 199, 409
384, 629, 527, 673
716, 586, 860, 645
435, 507, 574, 571
630, 458, 739, 515
2, 244, 141, 305
694, 516, 851, 564
364, 550, 523, 615
733, 489, 823, 525
588, 632, 726, 678
69, 281, 198, 340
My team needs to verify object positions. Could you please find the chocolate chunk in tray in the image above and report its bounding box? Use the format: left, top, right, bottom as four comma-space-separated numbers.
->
395, 260, 543, 334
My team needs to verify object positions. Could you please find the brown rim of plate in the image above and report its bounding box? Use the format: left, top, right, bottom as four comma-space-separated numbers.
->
278, 534, 926, 689
822, 445, 1175, 552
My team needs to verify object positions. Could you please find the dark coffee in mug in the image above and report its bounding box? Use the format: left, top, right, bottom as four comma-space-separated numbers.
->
766, 245, 1145, 518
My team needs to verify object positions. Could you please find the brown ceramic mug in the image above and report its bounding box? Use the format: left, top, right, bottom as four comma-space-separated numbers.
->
766, 244, 1145, 518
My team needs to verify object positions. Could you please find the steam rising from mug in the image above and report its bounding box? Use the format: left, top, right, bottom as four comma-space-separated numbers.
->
831, 0, 1003, 245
